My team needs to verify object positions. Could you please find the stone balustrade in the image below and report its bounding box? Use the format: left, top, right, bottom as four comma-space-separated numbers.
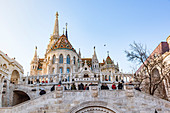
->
0, 85, 170, 113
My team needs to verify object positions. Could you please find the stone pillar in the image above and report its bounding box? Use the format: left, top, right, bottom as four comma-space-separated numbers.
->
55, 86, 63, 98
125, 85, 134, 97
89, 86, 99, 98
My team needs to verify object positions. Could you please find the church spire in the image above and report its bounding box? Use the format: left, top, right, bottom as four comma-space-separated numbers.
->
53, 12, 59, 38
32, 46, 38, 63
66, 23, 68, 39
79, 48, 81, 58
93, 46, 97, 59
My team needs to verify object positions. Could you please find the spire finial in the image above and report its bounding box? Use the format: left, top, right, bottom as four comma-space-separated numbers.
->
107, 51, 109, 56
63, 27, 65, 35
66, 23, 68, 39
53, 12, 59, 38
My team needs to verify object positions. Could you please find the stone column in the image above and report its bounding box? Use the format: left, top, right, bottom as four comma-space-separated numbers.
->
55, 86, 63, 98
89, 86, 99, 98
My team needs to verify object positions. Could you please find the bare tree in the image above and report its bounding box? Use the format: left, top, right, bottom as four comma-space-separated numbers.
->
125, 41, 169, 96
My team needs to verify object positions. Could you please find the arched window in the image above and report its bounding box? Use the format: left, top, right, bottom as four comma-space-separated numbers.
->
52, 68, 55, 74
59, 54, 63, 64
52, 55, 56, 64
59, 67, 63, 73
67, 55, 70, 64
67, 68, 70, 73
73, 56, 76, 65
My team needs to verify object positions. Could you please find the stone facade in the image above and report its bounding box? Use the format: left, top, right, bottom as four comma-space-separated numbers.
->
136, 36, 170, 101
0, 50, 24, 107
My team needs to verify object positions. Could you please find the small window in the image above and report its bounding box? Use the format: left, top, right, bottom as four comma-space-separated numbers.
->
67, 55, 70, 64
85, 67, 87, 70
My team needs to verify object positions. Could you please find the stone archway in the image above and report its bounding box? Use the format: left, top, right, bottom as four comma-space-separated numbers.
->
12, 90, 30, 106
11, 70, 20, 84
69, 101, 121, 113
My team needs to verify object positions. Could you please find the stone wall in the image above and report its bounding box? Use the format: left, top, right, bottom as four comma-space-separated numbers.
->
0, 85, 169, 113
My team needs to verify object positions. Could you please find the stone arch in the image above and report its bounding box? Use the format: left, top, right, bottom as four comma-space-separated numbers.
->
12, 90, 30, 106
11, 70, 20, 84
151, 68, 160, 82
69, 101, 122, 113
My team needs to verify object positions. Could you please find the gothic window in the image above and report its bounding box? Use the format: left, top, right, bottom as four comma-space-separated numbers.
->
67, 55, 70, 64
52, 68, 55, 74
59, 54, 63, 64
59, 67, 63, 73
52, 55, 56, 64
73, 56, 76, 65
109, 75, 111, 81
67, 68, 70, 73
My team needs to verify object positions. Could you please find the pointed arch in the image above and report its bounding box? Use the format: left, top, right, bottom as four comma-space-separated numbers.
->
73, 56, 76, 65
59, 54, 63, 64
67, 54, 70, 64
52, 55, 56, 64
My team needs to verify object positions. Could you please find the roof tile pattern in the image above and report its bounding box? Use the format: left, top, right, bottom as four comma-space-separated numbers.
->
51, 35, 76, 53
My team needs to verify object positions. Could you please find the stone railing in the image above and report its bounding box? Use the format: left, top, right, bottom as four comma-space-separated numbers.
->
0, 85, 170, 113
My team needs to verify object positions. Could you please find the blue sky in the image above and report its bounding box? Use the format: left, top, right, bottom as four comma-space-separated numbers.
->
0, 0, 170, 75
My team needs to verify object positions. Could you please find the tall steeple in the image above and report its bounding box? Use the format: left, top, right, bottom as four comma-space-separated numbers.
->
66, 23, 68, 39
93, 46, 97, 59
33, 46, 38, 62
53, 12, 59, 38
79, 48, 81, 58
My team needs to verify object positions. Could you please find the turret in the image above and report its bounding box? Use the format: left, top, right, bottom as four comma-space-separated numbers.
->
92, 46, 99, 73
53, 12, 59, 39
30, 46, 38, 76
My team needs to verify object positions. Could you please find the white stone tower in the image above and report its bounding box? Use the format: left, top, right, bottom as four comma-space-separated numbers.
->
30, 46, 38, 76
92, 46, 99, 73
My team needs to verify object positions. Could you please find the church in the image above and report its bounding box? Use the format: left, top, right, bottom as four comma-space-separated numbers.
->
29, 12, 130, 88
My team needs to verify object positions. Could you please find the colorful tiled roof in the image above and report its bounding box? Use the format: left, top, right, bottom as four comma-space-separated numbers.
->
106, 56, 113, 64
51, 35, 77, 53
82, 58, 92, 67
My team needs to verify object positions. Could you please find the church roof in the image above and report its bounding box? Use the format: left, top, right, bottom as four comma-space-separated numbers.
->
82, 58, 92, 67
106, 56, 113, 64
51, 34, 77, 53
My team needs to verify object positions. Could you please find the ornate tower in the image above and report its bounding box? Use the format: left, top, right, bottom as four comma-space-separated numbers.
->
92, 47, 99, 73
30, 46, 38, 76
46, 12, 60, 54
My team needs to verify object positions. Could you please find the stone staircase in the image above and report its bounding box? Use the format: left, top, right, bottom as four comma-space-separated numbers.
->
0, 86, 169, 113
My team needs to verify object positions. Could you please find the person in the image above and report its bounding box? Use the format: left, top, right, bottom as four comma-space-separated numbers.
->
118, 82, 123, 90
121, 79, 124, 83
104, 83, 109, 90
50, 85, 55, 92
71, 83, 77, 90
84, 84, 89, 90
39, 88, 46, 95
79, 83, 84, 90
112, 82, 116, 90
135, 86, 141, 91
101, 83, 105, 90
64, 85, 67, 90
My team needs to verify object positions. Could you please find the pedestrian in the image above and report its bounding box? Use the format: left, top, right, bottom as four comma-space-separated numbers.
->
39, 88, 46, 95
118, 82, 123, 90
112, 82, 116, 90
71, 83, 77, 90
50, 85, 55, 92
80, 83, 84, 90
104, 83, 109, 90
